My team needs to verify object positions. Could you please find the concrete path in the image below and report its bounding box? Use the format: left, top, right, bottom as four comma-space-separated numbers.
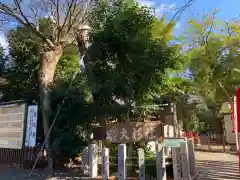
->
195, 151, 240, 180
0, 166, 47, 180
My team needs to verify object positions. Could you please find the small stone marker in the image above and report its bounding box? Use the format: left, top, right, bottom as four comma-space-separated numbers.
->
172, 147, 181, 180
156, 144, 166, 180
83, 146, 89, 174
180, 141, 191, 180
187, 138, 197, 176
102, 148, 109, 180
138, 148, 145, 180
89, 143, 98, 178
118, 144, 126, 180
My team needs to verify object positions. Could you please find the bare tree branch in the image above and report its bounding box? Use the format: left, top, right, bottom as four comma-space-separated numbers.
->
57, 0, 75, 40
203, 10, 217, 47
0, 2, 55, 49
14, 0, 31, 26
56, 0, 60, 26
66, 3, 88, 34
0, 0, 95, 49
171, 0, 196, 21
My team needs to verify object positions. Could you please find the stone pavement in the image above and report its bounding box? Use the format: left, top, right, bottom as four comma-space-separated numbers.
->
195, 144, 235, 152
195, 151, 240, 180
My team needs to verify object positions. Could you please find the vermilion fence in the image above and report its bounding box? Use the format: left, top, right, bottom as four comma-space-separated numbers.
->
0, 147, 48, 169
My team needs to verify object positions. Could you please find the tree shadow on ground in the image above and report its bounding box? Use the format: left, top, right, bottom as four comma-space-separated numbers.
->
196, 160, 240, 180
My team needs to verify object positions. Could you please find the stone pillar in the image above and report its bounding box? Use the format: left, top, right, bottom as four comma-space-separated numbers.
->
187, 138, 197, 176
83, 146, 89, 174
138, 148, 145, 180
118, 144, 126, 180
180, 141, 191, 180
102, 148, 109, 180
89, 144, 98, 178
156, 144, 166, 180
172, 147, 181, 180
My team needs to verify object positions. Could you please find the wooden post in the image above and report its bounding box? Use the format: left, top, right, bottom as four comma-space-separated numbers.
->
156, 144, 166, 180
180, 141, 191, 180
89, 143, 98, 178
118, 144, 126, 180
138, 148, 145, 180
83, 146, 89, 174
102, 148, 109, 180
187, 138, 197, 176
172, 147, 181, 180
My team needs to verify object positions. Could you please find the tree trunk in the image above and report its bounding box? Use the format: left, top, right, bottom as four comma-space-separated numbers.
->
38, 46, 62, 170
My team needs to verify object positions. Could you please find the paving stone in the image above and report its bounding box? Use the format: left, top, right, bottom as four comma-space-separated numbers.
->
195, 152, 240, 180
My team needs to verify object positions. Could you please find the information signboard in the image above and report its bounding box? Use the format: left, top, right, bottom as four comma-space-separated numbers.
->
0, 103, 26, 149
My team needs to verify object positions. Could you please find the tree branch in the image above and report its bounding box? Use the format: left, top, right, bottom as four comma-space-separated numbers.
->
171, 0, 195, 21
57, 0, 75, 41
14, 0, 32, 26
56, 0, 60, 26
204, 10, 217, 47
0, 2, 55, 49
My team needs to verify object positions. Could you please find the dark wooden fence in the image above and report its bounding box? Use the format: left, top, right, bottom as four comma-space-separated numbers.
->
0, 147, 48, 169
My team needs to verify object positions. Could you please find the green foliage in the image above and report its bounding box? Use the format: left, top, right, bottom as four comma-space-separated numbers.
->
187, 15, 240, 105
1, 26, 39, 101
0, 46, 8, 97
52, 124, 88, 159
196, 105, 214, 132
89, 0, 183, 110
2, 23, 95, 159
3, 0, 229, 162
144, 149, 173, 179
184, 13, 240, 132
0, 46, 7, 74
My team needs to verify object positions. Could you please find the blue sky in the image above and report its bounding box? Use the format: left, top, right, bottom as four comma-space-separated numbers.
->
137, 0, 240, 35
137, 0, 240, 76
0, 0, 239, 48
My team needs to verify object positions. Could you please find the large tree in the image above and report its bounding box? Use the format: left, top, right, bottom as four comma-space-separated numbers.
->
76, 0, 196, 106
1, 22, 94, 163
86, 1, 183, 110
0, 0, 95, 167
0, 0, 195, 170
186, 13, 240, 134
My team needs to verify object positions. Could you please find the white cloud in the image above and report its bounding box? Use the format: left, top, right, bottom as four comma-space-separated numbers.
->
0, 33, 8, 50
154, 3, 176, 18
175, 22, 181, 29
137, 0, 156, 7
137, 0, 177, 18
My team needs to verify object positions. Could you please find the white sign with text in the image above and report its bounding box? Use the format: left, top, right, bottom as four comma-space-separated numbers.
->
25, 105, 38, 147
